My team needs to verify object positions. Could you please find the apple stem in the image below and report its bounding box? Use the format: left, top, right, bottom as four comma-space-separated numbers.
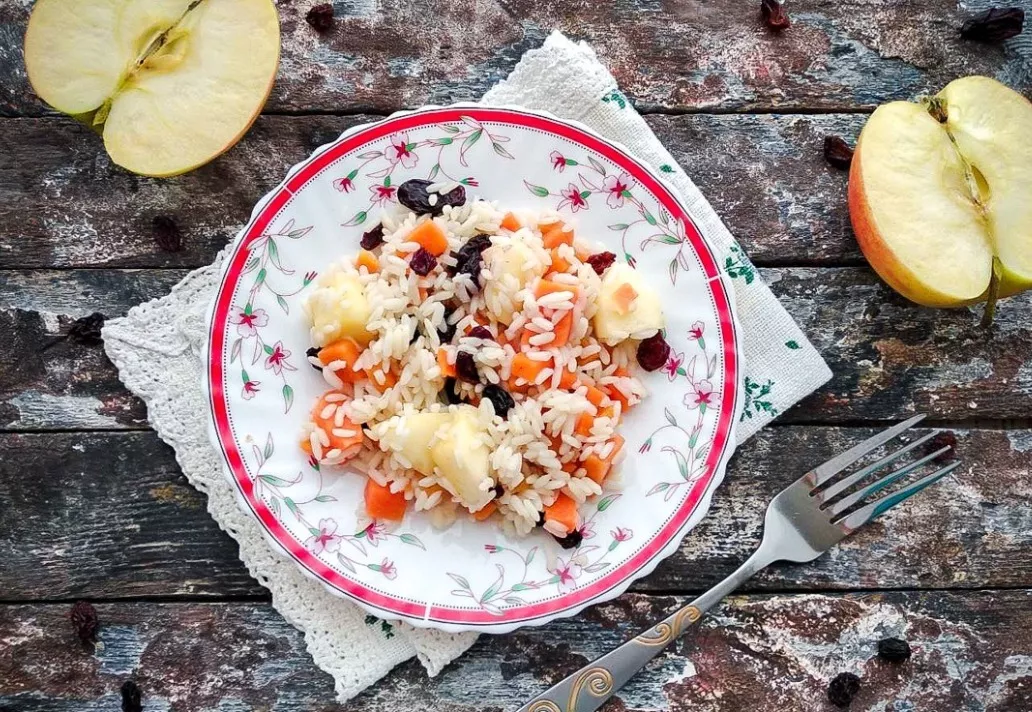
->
981, 257, 1003, 328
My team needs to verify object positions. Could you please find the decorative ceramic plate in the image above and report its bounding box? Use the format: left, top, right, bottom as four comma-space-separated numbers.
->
204, 105, 741, 633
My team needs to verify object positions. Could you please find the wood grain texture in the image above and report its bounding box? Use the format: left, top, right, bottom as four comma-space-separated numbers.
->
2, 592, 1031, 711
2, 267, 1028, 430
0, 113, 869, 269
2, 427, 1028, 600
3, 0, 1031, 118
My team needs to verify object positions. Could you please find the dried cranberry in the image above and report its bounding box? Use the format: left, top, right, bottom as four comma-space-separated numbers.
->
482, 384, 515, 418
636, 332, 671, 372
69, 601, 98, 645
360, 224, 385, 250
306, 346, 323, 371
554, 529, 583, 549
826, 672, 860, 708
398, 179, 466, 216
927, 430, 958, 460
877, 637, 911, 663
760, 0, 790, 30
824, 136, 854, 170
468, 325, 493, 340
69, 313, 106, 346
121, 680, 143, 712
455, 351, 479, 383
152, 215, 183, 252
442, 377, 463, 404
586, 251, 617, 275
961, 8, 1024, 43
409, 247, 437, 276
305, 3, 334, 33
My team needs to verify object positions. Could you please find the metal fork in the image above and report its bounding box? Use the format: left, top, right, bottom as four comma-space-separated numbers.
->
517, 414, 960, 712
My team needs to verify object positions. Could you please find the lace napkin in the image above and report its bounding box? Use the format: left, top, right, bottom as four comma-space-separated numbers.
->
103, 31, 831, 702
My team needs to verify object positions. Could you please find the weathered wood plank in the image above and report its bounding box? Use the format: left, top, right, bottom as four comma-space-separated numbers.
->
2, 267, 1029, 430
2, 427, 1028, 600
2, 0, 1031, 118
0, 113, 869, 269
2, 592, 1031, 710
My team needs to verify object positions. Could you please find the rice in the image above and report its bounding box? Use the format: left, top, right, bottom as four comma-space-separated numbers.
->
296, 198, 658, 540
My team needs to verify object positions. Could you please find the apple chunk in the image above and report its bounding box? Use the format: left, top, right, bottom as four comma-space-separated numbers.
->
24, 0, 280, 177
849, 76, 1032, 309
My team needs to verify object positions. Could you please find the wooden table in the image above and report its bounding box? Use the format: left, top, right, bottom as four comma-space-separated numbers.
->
2, 1, 1031, 710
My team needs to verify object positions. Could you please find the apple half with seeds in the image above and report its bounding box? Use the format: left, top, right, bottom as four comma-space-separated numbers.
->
24, 0, 279, 177
849, 76, 1032, 321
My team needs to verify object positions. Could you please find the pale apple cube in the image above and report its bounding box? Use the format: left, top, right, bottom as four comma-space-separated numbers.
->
593, 263, 664, 344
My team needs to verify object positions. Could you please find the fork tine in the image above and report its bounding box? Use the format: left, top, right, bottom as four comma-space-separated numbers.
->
838, 460, 962, 528
818, 432, 938, 502
809, 414, 926, 487
828, 445, 952, 516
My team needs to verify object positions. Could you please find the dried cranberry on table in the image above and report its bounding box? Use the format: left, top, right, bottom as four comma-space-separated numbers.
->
152, 215, 183, 252
961, 8, 1024, 43
305, 3, 335, 33
360, 224, 385, 250
69, 312, 106, 346
826, 672, 861, 708
468, 325, 493, 340
120, 680, 143, 712
455, 351, 479, 383
586, 251, 617, 275
877, 637, 912, 663
823, 136, 854, 170
69, 600, 98, 645
409, 247, 437, 276
636, 332, 671, 371
482, 384, 515, 418
760, 0, 791, 31
398, 179, 466, 216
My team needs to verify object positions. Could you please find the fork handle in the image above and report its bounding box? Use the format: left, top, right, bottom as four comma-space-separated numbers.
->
516, 548, 775, 712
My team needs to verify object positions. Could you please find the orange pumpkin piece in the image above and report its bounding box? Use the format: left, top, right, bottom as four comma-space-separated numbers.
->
544, 492, 579, 533
408, 220, 449, 256
500, 212, 522, 232
355, 249, 379, 273
317, 338, 364, 382
364, 478, 408, 520
583, 435, 625, 484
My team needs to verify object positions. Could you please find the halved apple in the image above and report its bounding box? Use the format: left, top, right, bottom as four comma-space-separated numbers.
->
24, 0, 280, 177
849, 76, 1032, 316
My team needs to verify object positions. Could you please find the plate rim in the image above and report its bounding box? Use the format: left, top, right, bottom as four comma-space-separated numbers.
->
202, 102, 743, 633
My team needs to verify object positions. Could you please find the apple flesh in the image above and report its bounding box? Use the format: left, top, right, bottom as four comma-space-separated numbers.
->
849, 76, 1032, 311
24, 0, 280, 177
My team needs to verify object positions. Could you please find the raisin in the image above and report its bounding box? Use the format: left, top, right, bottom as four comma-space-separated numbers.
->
586, 251, 617, 275
360, 224, 385, 250
442, 377, 464, 404
482, 384, 515, 418
69, 601, 98, 645
636, 332, 671, 372
826, 672, 861, 708
438, 309, 457, 343
152, 215, 183, 252
409, 247, 437, 276
455, 351, 479, 383
306, 347, 323, 371
305, 3, 334, 33
877, 637, 911, 663
824, 136, 854, 170
120, 680, 143, 712
448, 234, 492, 284
398, 179, 466, 217
535, 511, 546, 527
961, 8, 1024, 43
492, 484, 505, 499
69, 313, 106, 346
468, 325, 493, 340
554, 529, 583, 550
927, 430, 958, 462
760, 0, 791, 30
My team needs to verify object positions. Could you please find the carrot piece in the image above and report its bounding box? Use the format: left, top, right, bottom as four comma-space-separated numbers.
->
534, 279, 580, 301
573, 243, 591, 261
604, 384, 631, 411
311, 393, 366, 454
538, 219, 563, 235
542, 226, 574, 249
408, 220, 449, 256
501, 212, 522, 232
364, 366, 398, 391
549, 248, 572, 274
574, 412, 594, 437
584, 384, 607, 407
355, 249, 379, 273
438, 349, 457, 378
299, 438, 313, 456
544, 493, 579, 533
551, 311, 573, 348
418, 286, 429, 302
318, 338, 364, 382
473, 501, 498, 521
613, 282, 639, 314
584, 435, 625, 484
364, 478, 408, 521
614, 366, 630, 378
511, 353, 548, 382
558, 370, 578, 390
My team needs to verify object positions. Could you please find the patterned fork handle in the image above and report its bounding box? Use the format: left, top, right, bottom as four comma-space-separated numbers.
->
517, 550, 773, 712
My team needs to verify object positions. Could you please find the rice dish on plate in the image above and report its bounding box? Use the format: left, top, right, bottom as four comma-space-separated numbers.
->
299, 179, 668, 545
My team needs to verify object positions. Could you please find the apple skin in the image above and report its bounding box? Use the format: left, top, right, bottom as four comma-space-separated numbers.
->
847, 137, 985, 308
